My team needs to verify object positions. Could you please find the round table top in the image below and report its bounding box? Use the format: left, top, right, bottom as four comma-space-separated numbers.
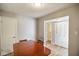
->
13, 40, 51, 56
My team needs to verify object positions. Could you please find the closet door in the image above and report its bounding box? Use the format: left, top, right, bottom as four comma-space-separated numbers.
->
1, 16, 18, 55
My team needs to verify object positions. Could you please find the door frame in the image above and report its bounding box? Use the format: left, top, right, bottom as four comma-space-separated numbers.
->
44, 16, 69, 47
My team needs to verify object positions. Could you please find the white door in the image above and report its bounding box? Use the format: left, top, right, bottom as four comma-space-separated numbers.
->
1, 16, 18, 55
55, 21, 68, 48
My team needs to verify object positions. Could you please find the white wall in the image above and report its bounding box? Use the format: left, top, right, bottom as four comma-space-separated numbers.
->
0, 10, 36, 55
18, 16, 36, 41
0, 15, 36, 55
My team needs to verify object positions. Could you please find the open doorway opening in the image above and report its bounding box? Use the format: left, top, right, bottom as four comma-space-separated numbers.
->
44, 16, 69, 56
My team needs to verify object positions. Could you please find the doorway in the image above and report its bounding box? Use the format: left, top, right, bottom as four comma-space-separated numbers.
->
44, 16, 69, 56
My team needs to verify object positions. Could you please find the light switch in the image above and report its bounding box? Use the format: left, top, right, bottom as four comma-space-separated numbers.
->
75, 31, 78, 35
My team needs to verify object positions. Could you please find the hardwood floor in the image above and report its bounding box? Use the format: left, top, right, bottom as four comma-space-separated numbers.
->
13, 40, 51, 56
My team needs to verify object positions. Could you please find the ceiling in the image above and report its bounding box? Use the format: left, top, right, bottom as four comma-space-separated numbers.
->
0, 3, 75, 18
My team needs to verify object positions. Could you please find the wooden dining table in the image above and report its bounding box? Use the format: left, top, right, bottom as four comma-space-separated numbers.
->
13, 40, 51, 56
